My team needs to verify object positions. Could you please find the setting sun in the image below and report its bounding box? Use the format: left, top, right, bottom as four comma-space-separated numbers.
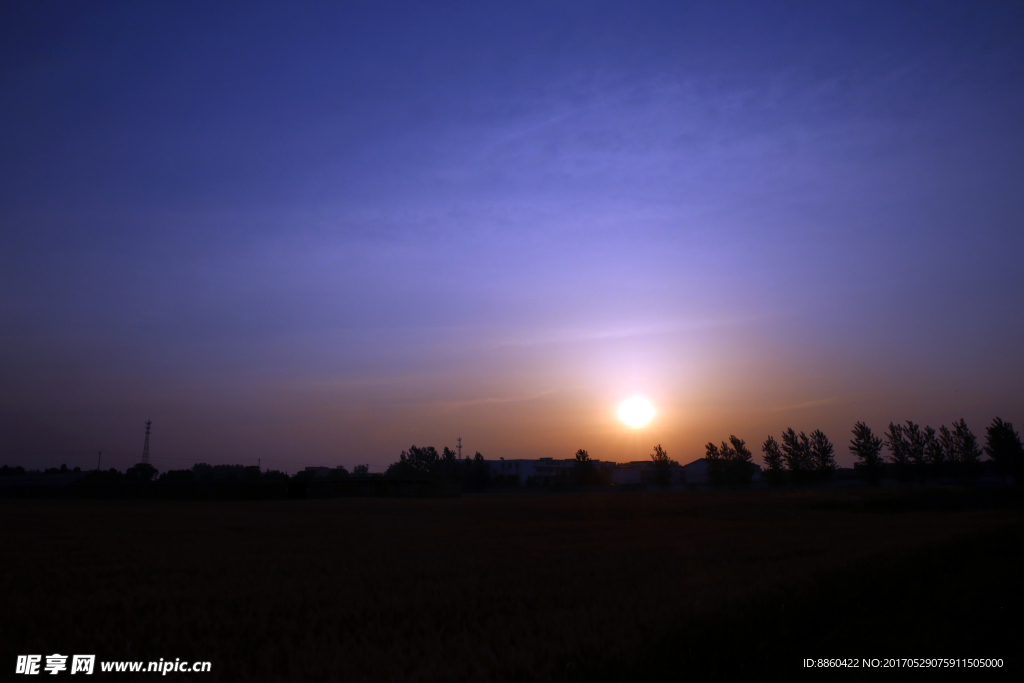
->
618, 397, 655, 428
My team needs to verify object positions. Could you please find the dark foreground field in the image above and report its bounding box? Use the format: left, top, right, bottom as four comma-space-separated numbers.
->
2, 488, 1021, 681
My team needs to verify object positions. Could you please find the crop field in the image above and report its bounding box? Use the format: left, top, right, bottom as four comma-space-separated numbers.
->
2, 488, 1021, 681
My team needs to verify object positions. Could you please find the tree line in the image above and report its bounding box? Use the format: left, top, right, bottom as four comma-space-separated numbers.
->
383, 444, 677, 489
382, 445, 504, 490
756, 429, 838, 486
707, 416, 1022, 487
847, 417, 1022, 484
383, 446, 611, 489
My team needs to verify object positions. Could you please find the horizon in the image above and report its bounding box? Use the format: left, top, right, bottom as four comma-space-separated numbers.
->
2, 1, 1023, 473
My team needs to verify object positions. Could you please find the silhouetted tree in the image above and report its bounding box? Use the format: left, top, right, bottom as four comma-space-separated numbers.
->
74, 467, 125, 486
950, 418, 981, 479
352, 464, 370, 477
0, 465, 26, 476
903, 421, 927, 481
573, 448, 598, 486
781, 428, 812, 483
387, 445, 440, 477
705, 442, 726, 487
761, 436, 786, 486
649, 444, 675, 486
191, 463, 263, 482
726, 436, 754, 485
125, 462, 158, 482
437, 447, 460, 479
923, 426, 945, 479
158, 469, 196, 483
262, 469, 290, 481
884, 422, 913, 483
938, 425, 956, 476
849, 421, 884, 485
469, 451, 491, 490
191, 463, 214, 480
705, 437, 753, 486
985, 417, 1023, 480
809, 430, 836, 480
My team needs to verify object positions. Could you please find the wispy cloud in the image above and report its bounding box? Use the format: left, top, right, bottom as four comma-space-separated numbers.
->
490, 314, 765, 349
431, 391, 558, 409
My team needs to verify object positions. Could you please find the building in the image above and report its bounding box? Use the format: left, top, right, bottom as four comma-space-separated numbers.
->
681, 458, 710, 485
488, 457, 577, 484
609, 461, 685, 485
680, 458, 763, 485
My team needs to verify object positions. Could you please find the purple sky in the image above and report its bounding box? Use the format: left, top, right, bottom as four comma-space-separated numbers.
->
2, 1, 1023, 472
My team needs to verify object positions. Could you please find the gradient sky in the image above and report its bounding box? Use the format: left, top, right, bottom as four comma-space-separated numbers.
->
2, 1, 1023, 472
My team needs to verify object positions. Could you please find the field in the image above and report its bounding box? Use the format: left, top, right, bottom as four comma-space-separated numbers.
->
2, 488, 1021, 681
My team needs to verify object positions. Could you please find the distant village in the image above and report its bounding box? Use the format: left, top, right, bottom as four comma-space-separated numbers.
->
1, 453, 768, 496
1, 414, 1020, 498
301, 456, 755, 487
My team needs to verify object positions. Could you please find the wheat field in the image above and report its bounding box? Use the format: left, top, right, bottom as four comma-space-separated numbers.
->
1, 489, 1020, 681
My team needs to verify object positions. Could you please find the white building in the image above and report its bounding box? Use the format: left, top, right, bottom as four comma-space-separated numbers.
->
681, 458, 710, 485
488, 457, 577, 484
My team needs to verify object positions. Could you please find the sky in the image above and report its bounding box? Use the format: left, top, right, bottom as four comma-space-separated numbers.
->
2, 1, 1023, 472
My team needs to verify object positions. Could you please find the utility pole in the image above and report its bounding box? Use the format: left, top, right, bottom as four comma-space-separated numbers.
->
142, 420, 151, 464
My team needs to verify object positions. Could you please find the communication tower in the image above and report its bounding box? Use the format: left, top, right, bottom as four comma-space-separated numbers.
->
457, 436, 463, 460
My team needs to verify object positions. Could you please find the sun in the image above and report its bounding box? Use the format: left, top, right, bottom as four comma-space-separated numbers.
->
618, 397, 655, 428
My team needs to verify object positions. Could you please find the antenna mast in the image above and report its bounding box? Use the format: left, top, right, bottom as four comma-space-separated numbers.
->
142, 420, 152, 464
457, 436, 463, 460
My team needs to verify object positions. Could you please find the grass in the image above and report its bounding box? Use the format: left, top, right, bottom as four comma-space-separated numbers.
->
1, 488, 1020, 681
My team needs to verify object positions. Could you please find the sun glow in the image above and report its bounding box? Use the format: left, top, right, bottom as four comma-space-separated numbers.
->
618, 397, 655, 428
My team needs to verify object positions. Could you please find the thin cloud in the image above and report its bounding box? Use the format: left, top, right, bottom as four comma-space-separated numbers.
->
433, 391, 559, 409
491, 314, 767, 349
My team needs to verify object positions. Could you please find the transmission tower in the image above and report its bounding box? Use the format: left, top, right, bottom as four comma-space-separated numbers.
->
142, 420, 152, 464
457, 436, 463, 460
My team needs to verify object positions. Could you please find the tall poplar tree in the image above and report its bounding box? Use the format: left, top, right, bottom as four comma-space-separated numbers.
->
849, 421, 884, 484
809, 429, 836, 480
761, 435, 786, 486
985, 417, 1023, 480
781, 428, 812, 483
